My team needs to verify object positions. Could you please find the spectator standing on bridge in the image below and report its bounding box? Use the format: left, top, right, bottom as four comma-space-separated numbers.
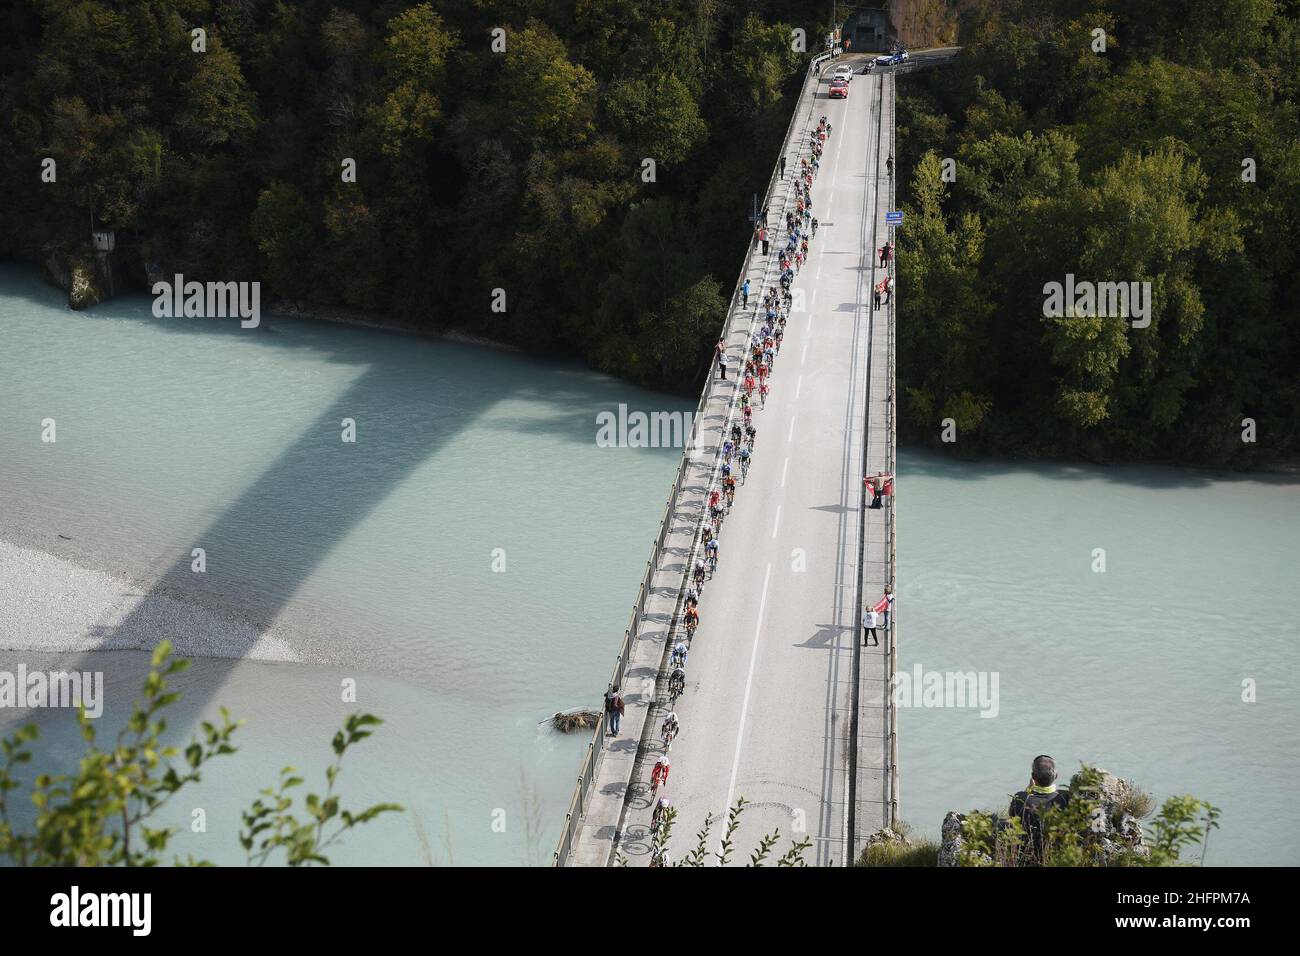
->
605, 685, 625, 737
759, 224, 769, 256
718, 351, 728, 381
867, 471, 893, 508
886, 155, 894, 178
862, 607, 880, 646
873, 287, 882, 311
780, 156, 787, 179
742, 278, 750, 308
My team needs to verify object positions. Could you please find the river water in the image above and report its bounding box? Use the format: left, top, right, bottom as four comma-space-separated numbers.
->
0, 266, 1295, 864
897, 449, 1300, 865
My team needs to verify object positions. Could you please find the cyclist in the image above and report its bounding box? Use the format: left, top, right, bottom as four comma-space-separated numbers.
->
774, 327, 784, 351
649, 845, 671, 867
743, 404, 753, 426
693, 558, 706, 588
705, 536, 719, 575
708, 488, 722, 512
745, 422, 757, 447
652, 755, 672, 791
812, 217, 819, 237
652, 795, 673, 829
670, 642, 688, 668
724, 473, 737, 506
684, 586, 699, 609
661, 713, 679, 751
722, 438, 734, 461
739, 444, 752, 477
683, 604, 699, 635
721, 459, 732, 481
667, 669, 685, 701
730, 422, 743, 445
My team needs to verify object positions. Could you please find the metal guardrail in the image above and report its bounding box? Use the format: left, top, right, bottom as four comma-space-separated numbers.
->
885, 72, 899, 826
552, 49, 835, 866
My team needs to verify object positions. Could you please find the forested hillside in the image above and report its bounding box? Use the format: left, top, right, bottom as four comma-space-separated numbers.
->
897, 0, 1300, 466
0, 0, 828, 389
3, 0, 1297, 467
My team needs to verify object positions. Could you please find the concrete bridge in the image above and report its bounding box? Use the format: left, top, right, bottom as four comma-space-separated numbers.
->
555, 48, 925, 867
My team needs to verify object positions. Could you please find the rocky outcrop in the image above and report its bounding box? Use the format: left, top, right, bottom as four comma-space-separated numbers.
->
1074, 768, 1150, 861
862, 825, 911, 856
44, 248, 110, 310
888, 0, 973, 48
938, 810, 973, 866
937, 767, 1150, 866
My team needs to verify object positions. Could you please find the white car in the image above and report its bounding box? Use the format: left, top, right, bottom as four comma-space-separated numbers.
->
874, 50, 909, 66
831, 65, 854, 83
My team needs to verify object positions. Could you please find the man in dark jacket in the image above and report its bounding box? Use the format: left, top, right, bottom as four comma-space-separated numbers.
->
604, 685, 626, 737
1008, 755, 1070, 865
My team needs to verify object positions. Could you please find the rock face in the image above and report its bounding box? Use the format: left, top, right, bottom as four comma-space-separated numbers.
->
861, 825, 911, 857
938, 811, 973, 866
1075, 769, 1150, 862
44, 248, 110, 310
937, 768, 1149, 866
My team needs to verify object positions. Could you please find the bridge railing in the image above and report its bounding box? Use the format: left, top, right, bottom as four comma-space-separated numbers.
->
885, 73, 900, 826
552, 48, 833, 866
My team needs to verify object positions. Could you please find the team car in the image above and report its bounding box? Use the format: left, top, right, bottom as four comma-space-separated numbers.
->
874, 50, 909, 66
831, 64, 854, 84
828, 77, 849, 99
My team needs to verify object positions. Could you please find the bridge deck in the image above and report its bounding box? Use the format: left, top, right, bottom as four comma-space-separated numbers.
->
571, 60, 896, 867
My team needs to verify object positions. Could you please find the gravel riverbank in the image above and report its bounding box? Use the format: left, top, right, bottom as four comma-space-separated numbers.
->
0, 539, 299, 662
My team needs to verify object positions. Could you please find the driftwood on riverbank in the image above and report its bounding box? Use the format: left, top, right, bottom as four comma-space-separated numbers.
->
550, 709, 601, 733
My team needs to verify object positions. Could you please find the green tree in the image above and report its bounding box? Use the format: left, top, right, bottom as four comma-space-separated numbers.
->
605, 71, 707, 167
370, 3, 457, 158
250, 181, 316, 298
0, 643, 400, 866
898, 151, 994, 442
502, 21, 596, 150
177, 36, 258, 147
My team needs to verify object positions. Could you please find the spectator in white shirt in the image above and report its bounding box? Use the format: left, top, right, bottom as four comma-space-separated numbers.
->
862, 608, 880, 646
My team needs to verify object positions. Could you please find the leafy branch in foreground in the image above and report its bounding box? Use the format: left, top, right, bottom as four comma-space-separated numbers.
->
0, 641, 401, 866
240, 713, 404, 866
680, 797, 810, 867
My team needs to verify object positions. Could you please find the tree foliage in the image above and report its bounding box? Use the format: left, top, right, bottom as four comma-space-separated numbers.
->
0, 0, 838, 393
0, 642, 400, 866
897, 0, 1300, 465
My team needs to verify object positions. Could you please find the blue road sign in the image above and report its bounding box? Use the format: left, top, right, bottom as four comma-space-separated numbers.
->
885, 211, 904, 225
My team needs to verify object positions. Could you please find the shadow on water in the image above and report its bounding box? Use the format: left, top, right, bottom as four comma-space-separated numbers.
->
0, 272, 688, 720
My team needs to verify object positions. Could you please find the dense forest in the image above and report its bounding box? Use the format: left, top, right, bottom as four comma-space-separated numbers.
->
0, 0, 831, 389
897, 0, 1300, 466
2, 0, 1298, 467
